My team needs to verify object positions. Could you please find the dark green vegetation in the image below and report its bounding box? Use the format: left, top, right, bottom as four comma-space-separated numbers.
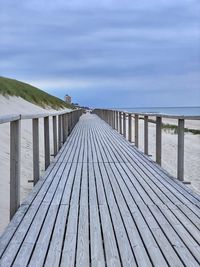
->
0, 77, 74, 110
162, 123, 200, 135
140, 117, 200, 135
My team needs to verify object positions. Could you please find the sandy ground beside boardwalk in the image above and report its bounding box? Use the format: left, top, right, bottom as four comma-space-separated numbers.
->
130, 117, 200, 195
0, 96, 70, 235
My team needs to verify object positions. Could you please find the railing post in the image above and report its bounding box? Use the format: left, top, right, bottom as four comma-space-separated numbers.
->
156, 116, 162, 165
70, 112, 74, 131
62, 114, 68, 143
53, 116, 58, 156
116, 111, 119, 131
32, 118, 40, 185
58, 115, 62, 149
144, 115, 148, 155
177, 118, 184, 181
66, 113, 69, 137
115, 111, 117, 129
113, 111, 116, 129
123, 112, 126, 138
71, 112, 74, 129
68, 112, 71, 133
119, 112, 123, 134
71, 112, 74, 131
135, 114, 139, 148
70, 112, 73, 133
10, 119, 21, 219
128, 113, 132, 142
44, 116, 50, 170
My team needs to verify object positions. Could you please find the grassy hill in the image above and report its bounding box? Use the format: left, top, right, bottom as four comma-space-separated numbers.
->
0, 77, 74, 110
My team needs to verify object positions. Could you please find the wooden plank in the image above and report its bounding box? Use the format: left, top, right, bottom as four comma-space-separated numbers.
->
12, 203, 51, 266
94, 164, 121, 267
76, 201, 90, 267
60, 163, 82, 266
99, 163, 138, 266
0, 204, 29, 258
88, 163, 105, 266
76, 129, 89, 266
46, 169, 76, 264
44, 205, 69, 267
28, 162, 72, 266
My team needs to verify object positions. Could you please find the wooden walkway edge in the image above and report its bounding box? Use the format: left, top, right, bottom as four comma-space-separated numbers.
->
0, 113, 200, 267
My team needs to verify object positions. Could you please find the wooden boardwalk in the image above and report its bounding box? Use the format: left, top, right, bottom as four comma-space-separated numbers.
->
0, 113, 200, 267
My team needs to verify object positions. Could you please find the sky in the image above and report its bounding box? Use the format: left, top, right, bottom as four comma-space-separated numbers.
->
0, 0, 200, 108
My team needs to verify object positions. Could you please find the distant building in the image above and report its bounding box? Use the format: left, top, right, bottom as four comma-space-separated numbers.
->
64, 94, 72, 104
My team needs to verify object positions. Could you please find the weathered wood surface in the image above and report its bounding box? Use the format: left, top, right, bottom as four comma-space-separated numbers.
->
0, 114, 200, 267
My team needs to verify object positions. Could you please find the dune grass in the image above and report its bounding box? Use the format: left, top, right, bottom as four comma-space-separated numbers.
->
162, 124, 200, 135
0, 76, 74, 110
140, 117, 200, 135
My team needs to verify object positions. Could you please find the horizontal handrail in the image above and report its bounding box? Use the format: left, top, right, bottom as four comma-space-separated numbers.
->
107, 110, 200, 120
0, 109, 78, 123
92, 108, 200, 185
0, 115, 21, 124
0, 108, 83, 220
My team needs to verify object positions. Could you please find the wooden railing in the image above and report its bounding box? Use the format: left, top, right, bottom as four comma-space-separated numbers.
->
93, 109, 200, 183
0, 109, 83, 219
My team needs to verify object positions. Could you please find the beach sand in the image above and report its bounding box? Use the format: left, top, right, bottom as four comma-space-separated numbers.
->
0, 96, 70, 235
134, 117, 200, 194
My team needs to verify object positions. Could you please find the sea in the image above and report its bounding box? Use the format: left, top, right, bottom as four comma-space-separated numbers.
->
120, 107, 200, 116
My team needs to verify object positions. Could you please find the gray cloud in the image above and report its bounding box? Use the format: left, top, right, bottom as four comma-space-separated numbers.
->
0, 0, 200, 106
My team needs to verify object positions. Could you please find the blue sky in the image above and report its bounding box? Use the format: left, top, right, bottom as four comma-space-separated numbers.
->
0, 0, 200, 108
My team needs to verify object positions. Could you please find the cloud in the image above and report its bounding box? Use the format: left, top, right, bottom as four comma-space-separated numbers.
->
0, 0, 200, 106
